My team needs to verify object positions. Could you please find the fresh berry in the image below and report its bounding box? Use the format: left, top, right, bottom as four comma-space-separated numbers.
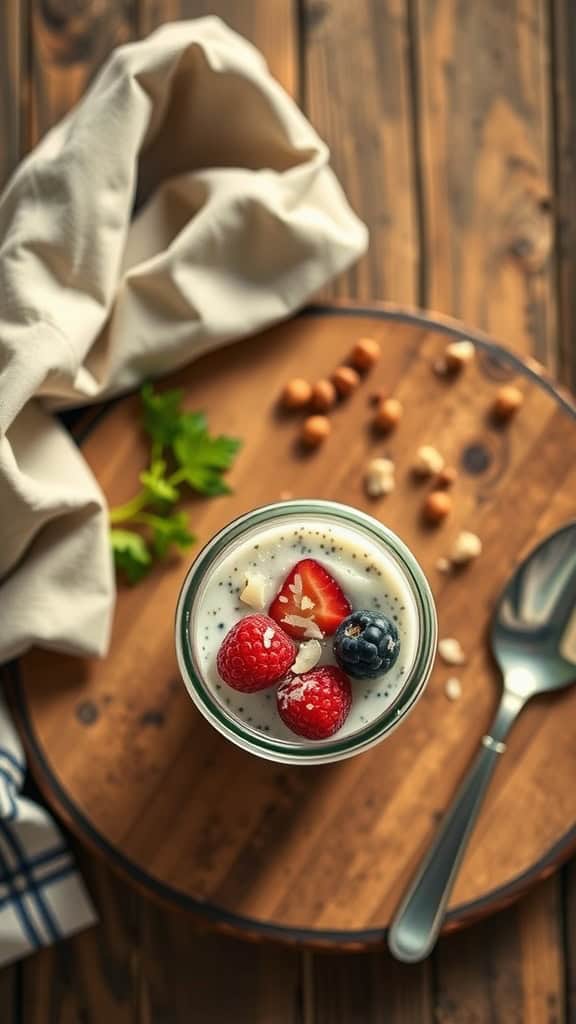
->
277, 666, 352, 740
333, 610, 400, 679
216, 615, 296, 692
269, 559, 351, 639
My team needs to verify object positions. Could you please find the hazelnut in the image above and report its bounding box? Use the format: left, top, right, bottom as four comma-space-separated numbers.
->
301, 415, 330, 447
280, 378, 312, 410
332, 365, 360, 397
423, 490, 452, 524
450, 531, 482, 565
492, 385, 523, 421
444, 340, 475, 373
436, 466, 457, 488
310, 378, 337, 412
350, 337, 381, 371
374, 397, 403, 432
414, 445, 445, 477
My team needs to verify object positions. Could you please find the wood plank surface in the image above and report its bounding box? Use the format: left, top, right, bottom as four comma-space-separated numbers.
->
551, 0, 576, 392
302, 0, 419, 303
1, 0, 575, 1021
0, 0, 25, 187
414, 0, 556, 370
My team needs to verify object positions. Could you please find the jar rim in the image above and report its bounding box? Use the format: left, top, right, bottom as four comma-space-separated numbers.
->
175, 500, 437, 765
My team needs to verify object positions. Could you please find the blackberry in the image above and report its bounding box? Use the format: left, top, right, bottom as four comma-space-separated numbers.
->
333, 610, 400, 679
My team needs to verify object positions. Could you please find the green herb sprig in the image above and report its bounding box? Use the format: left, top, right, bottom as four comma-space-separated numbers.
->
109, 384, 241, 583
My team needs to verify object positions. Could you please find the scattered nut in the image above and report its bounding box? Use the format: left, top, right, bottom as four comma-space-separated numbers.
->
291, 639, 322, 674
423, 491, 452, 524
374, 398, 403, 433
414, 445, 445, 477
332, 365, 361, 397
450, 531, 482, 566
280, 378, 312, 410
310, 378, 337, 412
438, 637, 466, 665
436, 556, 452, 574
350, 337, 381, 372
492, 385, 523, 421
445, 677, 462, 701
240, 572, 269, 610
444, 340, 475, 373
436, 466, 457, 488
365, 457, 395, 498
301, 415, 330, 448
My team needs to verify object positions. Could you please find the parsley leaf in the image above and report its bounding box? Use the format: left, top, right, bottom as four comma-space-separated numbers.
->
110, 529, 152, 583
108, 383, 241, 583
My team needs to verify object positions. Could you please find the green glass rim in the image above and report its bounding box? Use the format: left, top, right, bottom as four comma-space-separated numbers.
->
175, 500, 438, 762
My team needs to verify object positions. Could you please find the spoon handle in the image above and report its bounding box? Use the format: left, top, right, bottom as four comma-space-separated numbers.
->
388, 690, 524, 963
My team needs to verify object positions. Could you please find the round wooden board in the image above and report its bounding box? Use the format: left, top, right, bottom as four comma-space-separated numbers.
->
11, 306, 576, 950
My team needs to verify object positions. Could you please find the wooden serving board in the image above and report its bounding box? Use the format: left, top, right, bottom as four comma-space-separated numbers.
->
10, 306, 576, 950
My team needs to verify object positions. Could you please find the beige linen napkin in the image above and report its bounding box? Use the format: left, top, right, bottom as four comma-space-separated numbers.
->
0, 17, 367, 662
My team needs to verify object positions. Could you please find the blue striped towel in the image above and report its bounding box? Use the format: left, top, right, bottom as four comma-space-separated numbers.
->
0, 693, 96, 966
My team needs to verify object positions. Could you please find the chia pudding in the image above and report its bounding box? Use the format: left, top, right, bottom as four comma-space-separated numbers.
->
185, 510, 423, 747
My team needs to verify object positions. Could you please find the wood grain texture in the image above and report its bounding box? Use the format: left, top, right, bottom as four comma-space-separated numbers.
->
137, 910, 302, 1023
18, 857, 138, 1024
302, 0, 419, 303
434, 879, 565, 1023
0, 0, 25, 187
414, 0, 556, 369
13, 309, 576, 949
139, 0, 297, 95
28, 0, 135, 146
551, 0, 576, 392
307, 950, 433, 1023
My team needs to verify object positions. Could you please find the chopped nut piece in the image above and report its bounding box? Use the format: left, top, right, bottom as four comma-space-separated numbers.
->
438, 637, 466, 665
414, 445, 445, 477
423, 491, 451, 524
240, 572, 269, 610
374, 398, 403, 433
493, 385, 523, 421
445, 340, 475, 373
262, 627, 275, 650
445, 677, 462, 701
280, 378, 312, 409
301, 415, 330, 447
291, 639, 322, 674
310, 379, 337, 412
350, 337, 381, 371
282, 614, 324, 640
450, 531, 482, 565
436, 466, 457, 488
332, 365, 360, 396
365, 457, 395, 498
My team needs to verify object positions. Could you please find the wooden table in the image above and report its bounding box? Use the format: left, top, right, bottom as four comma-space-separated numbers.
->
1, 1, 574, 1021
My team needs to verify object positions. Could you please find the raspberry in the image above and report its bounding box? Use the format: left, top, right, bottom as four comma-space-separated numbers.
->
277, 666, 352, 740
216, 615, 296, 693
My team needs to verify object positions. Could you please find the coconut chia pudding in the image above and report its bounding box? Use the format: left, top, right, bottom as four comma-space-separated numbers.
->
188, 513, 421, 744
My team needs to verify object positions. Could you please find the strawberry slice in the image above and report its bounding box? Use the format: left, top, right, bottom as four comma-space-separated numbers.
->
269, 559, 352, 639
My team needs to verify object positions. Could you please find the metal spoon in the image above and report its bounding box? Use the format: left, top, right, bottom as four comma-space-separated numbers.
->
388, 521, 576, 963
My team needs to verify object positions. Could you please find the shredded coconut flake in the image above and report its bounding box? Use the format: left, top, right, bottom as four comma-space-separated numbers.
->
301, 595, 315, 611
278, 595, 289, 604
282, 614, 324, 640
291, 639, 322, 674
262, 627, 275, 649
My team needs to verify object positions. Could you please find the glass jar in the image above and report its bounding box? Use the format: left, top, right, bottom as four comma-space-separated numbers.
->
175, 500, 437, 765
